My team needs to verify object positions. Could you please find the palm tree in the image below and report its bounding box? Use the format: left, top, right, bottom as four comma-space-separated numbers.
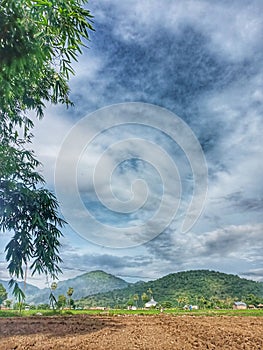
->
49, 282, 57, 310
67, 287, 74, 309
133, 294, 139, 308
147, 288, 153, 299
57, 294, 67, 310
141, 292, 150, 305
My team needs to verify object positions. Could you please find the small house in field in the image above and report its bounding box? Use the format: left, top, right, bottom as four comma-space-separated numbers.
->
233, 301, 247, 310
257, 303, 263, 309
145, 298, 157, 308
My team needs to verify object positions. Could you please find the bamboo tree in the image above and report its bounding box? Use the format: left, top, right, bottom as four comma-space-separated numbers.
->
0, 0, 94, 299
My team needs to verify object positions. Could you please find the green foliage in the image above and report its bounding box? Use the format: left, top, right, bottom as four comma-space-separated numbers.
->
133, 293, 139, 306
0, 0, 94, 118
79, 270, 263, 309
51, 282, 58, 291
0, 283, 7, 307
161, 301, 172, 308
67, 287, 74, 308
4, 299, 11, 308
0, 0, 93, 299
21, 270, 128, 305
127, 298, 134, 307
11, 281, 25, 303
67, 287, 74, 297
141, 292, 150, 303
49, 281, 57, 309
37, 303, 50, 310
57, 294, 67, 309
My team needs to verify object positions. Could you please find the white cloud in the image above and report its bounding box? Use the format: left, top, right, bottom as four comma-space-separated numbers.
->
95, 0, 263, 62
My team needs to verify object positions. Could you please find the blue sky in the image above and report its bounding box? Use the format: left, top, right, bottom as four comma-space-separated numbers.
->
1, 0, 263, 287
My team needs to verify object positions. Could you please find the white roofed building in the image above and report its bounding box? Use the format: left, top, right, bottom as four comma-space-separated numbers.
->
145, 298, 157, 308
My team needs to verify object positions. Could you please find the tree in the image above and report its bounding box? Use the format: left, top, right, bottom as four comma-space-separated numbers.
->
127, 298, 134, 308
141, 292, 150, 304
133, 293, 139, 308
57, 294, 67, 310
244, 294, 262, 307
37, 303, 50, 310
0, 284, 7, 308
161, 301, 172, 309
67, 287, 74, 309
49, 281, 57, 310
147, 288, 153, 298
0, 0, 94, 299
4, 299, 12, 309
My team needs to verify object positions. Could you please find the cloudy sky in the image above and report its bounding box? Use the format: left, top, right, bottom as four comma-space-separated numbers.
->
1, 0, 263, 287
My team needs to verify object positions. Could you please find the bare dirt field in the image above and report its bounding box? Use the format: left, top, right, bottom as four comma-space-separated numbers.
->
0, 314, 262, 350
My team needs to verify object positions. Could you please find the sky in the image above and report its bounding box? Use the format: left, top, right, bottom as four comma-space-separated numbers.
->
1, 0, 263, 288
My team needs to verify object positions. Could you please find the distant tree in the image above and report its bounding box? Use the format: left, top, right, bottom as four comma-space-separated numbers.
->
147, 288, 153, 298
133, 294, 139, 307
127, 298, 134, 307
0, 284, 7, 308
37, 303, 50, 310
67, 287, 74, 309
224, 297, 234, 309
161, 301, 172, 309
177, 295, 189, 308
13, 302, 23, 311
49, 281, 57, 310
210, 296, 220, 309
244, 294, 262, 306
4, 299, 12, 308
141, 292, 150, 304
57, 294, 67, 310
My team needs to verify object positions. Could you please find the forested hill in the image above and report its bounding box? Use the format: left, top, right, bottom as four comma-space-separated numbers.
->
28, 270, 129, 304
79, 270, 263, 308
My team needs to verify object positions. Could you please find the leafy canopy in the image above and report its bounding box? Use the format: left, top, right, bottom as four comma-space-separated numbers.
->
0, 283, 8, 306
0, 0, 94, 298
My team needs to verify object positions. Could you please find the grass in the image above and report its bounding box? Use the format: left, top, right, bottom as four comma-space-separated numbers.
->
0, 308, 262, 318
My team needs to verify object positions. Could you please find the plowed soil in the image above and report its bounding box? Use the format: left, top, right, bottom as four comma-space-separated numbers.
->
0, 314, 262, 350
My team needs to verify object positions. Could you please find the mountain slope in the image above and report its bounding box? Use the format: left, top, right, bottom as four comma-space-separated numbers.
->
0, 279, 40, 301
79, 270, 263, 308
28, 270, 129, 304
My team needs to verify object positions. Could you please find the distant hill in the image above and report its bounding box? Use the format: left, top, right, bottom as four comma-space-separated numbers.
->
27, 270, 129, 304
79, 270, 263, 308
0, 279, 40, 301
3, 270, 263, 308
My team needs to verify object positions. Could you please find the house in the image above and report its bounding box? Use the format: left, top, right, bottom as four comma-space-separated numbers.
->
127, 306, 137, 310
257, 303, 263, 309
145, 298, 157, 308
233, 301, 247, 310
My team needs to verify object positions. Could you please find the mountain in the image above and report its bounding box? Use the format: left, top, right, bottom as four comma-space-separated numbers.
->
27, 270, 129, 304
79, 270, 263, 308
3, 269, 263, 307
0, 279, 40, 301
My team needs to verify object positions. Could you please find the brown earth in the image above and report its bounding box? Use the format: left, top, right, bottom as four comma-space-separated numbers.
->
0, 314, 262, 350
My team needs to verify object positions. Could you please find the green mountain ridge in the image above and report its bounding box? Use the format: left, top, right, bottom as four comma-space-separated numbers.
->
2, 269, 263, 308
27, 270, 129, 304
79, 270, 263, 308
